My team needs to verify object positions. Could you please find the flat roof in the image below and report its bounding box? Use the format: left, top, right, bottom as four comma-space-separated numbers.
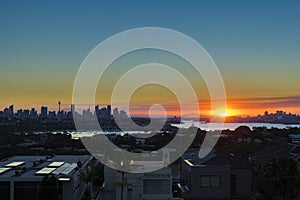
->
48, 162, 65, 167
61, 163, 77, 175
0, 168, 11, 175
0, 155, 90, 179
53, 163, 77, 175
35, 167, 56, 176
5, 162, 25, 167
52, 163, 71, 175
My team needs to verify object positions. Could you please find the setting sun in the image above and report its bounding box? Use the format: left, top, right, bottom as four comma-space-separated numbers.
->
220, 112, 228, 117
224, 108, 239, 117
213, 108, 239, 117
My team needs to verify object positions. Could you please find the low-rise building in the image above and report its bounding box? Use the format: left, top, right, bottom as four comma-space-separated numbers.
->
104, 166, 172, 200
179, 150, 253, 200
0, 155, 91, 200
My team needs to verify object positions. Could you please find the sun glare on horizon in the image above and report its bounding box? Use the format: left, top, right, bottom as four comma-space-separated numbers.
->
219, 112, 228, 117
213, 108, 239, 117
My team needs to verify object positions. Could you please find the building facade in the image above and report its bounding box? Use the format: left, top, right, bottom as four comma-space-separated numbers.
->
179, 150, 253, 200
104, 166, 172, 200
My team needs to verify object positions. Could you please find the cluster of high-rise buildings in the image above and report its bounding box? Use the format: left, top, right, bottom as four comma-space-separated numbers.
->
228, 110, 300, 124
0, 104, 73, 122
0, 103, 128, 123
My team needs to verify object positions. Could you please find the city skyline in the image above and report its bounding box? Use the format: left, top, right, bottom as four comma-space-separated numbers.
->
1, 102, 300, 118
1, 1, 300, 116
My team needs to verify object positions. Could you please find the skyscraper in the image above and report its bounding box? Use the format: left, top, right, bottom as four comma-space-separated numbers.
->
71, 104, 75, 114
113, 108, 119, 119
41, 106, 48, 117
107, 105, 111, 117
8, 105, 14, 116
95, 105, 99, 115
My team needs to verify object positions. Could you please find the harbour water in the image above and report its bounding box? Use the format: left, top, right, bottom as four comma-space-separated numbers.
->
64, 122, 300, 139
172, 121, 300, 131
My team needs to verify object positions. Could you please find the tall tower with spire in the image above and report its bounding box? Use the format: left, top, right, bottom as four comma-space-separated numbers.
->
58, 100, 61, 113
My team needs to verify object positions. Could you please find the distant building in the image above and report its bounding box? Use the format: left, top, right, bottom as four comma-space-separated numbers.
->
107, 105, 111, 117
99, 107, 109, 118
8, 105, 14, 116
30, 108, 38, 120
16, 109, 25, 120
40, 106, 48, 117
120, 110, 127, 119
57, 110, 64, 121
23, 109, 30, 119
3, 108, 9, 118
71, 104, 75, 114
82, 108, 93, 119
0, 155, 91, 200
179, 150, 253, 199
113, 108, 119, 119
95, 105, 99, 115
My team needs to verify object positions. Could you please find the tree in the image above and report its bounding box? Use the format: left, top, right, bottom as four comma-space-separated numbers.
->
263, 157, 300, 200
79, 163, 104, 200
79, 167, 93, 200
90, 163, 104, 186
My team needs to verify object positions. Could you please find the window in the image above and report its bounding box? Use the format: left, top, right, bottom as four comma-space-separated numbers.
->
200, 176, 210, 187
211, 176, 221, 187
200, 175, 221, 187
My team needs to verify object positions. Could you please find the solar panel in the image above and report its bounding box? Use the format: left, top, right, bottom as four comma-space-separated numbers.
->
0, 168, 11, 175
35, 167, 56, 175
52, 163, 71, 175
52, 163, 77, 175
61, 163, 77, 175
48, 162, 65, 167
5, 162, 25, 167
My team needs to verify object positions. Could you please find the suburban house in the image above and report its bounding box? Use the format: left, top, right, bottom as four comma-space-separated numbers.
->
103, 166, 172, 200
179, 149, 253, 200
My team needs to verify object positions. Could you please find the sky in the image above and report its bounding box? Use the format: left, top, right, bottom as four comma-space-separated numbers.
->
0, 0, 300, 116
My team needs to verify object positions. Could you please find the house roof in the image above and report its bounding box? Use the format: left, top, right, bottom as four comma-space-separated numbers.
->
0, 155, 90, 180
183, 149, 251, 169
290, 146, 300, 155
249, 144, 294, 164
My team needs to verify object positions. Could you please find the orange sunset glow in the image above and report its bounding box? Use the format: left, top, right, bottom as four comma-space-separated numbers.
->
1, 2, 300, 118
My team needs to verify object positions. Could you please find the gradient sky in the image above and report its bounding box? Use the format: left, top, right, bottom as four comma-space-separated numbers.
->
1, 0, 300, 116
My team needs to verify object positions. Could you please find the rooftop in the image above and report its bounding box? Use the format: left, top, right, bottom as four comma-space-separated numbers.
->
183, 149, 251, 169
0, 155, 90, 180
249, 144, 295, 164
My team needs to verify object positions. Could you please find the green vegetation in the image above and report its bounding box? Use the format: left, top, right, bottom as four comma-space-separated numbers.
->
262, 157, 300, 200
79, 162, 104, 200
